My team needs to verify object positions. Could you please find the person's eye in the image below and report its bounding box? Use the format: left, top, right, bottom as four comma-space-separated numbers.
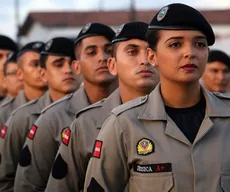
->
54, 63, 64, 68
87, 50, 96, 56
105, 49, 112, 55
127, 49, 137, 55
169, 42, 181, 48
195, 41, 207, 48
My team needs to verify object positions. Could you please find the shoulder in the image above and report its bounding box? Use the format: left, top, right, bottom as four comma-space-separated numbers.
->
76, 99, 105, 118
213, 92, 230, 99
11, 99, 39, 116
111, 95, 148, 116
0, 97, 14, 108
41, 93, 73, 114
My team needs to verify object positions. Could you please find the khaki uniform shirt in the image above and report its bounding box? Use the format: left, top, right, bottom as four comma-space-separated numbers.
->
84, 84, 230, 192
0, 92, 52, 192
45, 89, 121, 192
14, 87, 90, 192
0, 91, 27, 130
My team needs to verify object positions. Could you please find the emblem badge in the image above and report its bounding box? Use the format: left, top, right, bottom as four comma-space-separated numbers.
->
137, 138, 154, 155
116, 24, 125, 36
82, 23, 91, 33
45, 40, 53, 51
157, 6, 168, 22
32, 42, 42, 49
28, 125, 37, 140
0, 126, 8, 138
61, 127, 71, 146
92, 140, 103, 158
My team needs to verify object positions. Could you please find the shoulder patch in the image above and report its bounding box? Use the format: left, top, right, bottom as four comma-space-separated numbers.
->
213, 92, 230, 99
11, 98, 39, 116
0, 125, 8, 139
111, 95, 148, 116
41, 93, 73, 113
76, 99, 105, 118
0, 98, 14, 107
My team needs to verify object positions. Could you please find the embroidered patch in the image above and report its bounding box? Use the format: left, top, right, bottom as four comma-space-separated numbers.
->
133, 163, 172, 173
0, 126, 8, 139
136, 138, 154, 155
27, 125, 37, 140
92, 140, 103, 159
157, 6, 169, 22
61, 128, 71, 146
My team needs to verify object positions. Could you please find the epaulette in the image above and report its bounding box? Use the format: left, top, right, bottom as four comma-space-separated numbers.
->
0, 97, 14, 107
41, 93, 73, 113
111, 95, 148, 116
76, 99, 105, 118
213, 92, 230, 99
10, 98, 39, 116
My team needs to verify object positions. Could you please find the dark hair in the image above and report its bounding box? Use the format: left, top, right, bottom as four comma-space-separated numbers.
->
146, 30, 160, 51
74, 40, 82, 60
111, 42, 120, 58
3, 60, 17, 76
40, 54, 48, 68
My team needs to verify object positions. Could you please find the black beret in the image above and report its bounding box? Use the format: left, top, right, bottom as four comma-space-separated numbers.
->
41, 37, 74, 58
112, 22, 148, 44
17, 41, 45, 58
0, 35, 18, 51
208, 50, 230, 68
74, 23, 115, 45
147, 3, 215, 46
5, 51, 17, 64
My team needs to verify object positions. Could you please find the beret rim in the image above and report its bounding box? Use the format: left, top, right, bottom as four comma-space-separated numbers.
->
17, 49, 41, 58
40, 51, 72, 57
74, 33, 113, 45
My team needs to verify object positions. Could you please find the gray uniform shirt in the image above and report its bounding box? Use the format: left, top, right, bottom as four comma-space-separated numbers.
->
14, 87, 90, 192
0, 92, 52, 192
84, 84, 230, 192
45, 89, 121, 192
0, 91, 27, 131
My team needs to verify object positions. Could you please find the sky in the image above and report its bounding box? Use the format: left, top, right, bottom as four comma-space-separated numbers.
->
1, 0, 230, 40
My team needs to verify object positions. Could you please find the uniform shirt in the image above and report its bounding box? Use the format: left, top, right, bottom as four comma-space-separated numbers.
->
84, 84, 230, 192
165, 95, 206, 143
0, 91, 27, 130
14, 87, 90, 192
45, 89, 121, 192
0, 92, 52, 192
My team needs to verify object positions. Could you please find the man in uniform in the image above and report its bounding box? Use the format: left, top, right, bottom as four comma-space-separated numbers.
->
0, 41, 47, 130
201, 49, 230, 93
3, 51, 23, 101
0, 35, 18, 103
14, 23, 118, 192
84, 4, 230, 192
0, 37, 81, 192
45, 21, 160, 192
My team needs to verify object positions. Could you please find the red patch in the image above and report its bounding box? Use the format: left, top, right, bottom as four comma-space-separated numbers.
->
28, 125, 37, 140
0, 126, 8, 138
93, 140, 103, 159
62, 128, 71, 146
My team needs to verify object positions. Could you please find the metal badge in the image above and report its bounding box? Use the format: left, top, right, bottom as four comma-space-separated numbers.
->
45, 40, 53, 51
116, 24, 125, 37
82, 23, 91, 33
32, 42, 43, 49
157, 6, 169, 22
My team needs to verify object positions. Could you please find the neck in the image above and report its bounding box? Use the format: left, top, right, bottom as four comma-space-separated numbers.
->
84, 80, 118, 104
119, 85, 153, 104
49, 88, 68, 102
24, 85, 45, 101
160, 80, 201, 108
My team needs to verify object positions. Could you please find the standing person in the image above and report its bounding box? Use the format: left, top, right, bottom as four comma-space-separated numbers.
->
84, 4, 230, 192
45, 21, 160, 192
0, 37, 81, 192
3, 51, 23, 101
14, 23, 118, 192
0, 41, 46, 130
0, 35, 18, 103
201, 49, 230, 93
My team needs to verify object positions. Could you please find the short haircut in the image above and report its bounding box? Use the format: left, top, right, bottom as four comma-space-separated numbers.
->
40, 54, 48, 69
3, 60, 17, 76
146, 30, 160, 51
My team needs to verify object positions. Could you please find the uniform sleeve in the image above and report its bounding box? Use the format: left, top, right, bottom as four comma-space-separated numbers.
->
0, 114, 29, 192
14, 114, 57, 192
45, 118, 85, 192
84, 114, 129, 192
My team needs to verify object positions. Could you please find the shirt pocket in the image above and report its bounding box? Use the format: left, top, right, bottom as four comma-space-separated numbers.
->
221, 172, 230, 192
130, 172, 174, 192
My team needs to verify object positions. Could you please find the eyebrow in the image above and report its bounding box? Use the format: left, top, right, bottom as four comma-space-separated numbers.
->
29, 59, 39, 64
165, 36, 207, 43
52, 57, 66, 64
85, 43, 112, 51
124, 44, 139, 49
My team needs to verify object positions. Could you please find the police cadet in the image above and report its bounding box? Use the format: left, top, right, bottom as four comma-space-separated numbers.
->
45, 21, 160, 192
0, 41, 46, 131
0, 35, 18, 103
0, 37, 81, 192
3, 51, 23, 101
201, 49, 230, 93
84, 3, 230, 192
14, 23, 117, 192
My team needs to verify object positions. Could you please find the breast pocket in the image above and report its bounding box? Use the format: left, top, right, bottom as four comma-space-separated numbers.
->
130, 172, 174, 192
221, 172, 230, 192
